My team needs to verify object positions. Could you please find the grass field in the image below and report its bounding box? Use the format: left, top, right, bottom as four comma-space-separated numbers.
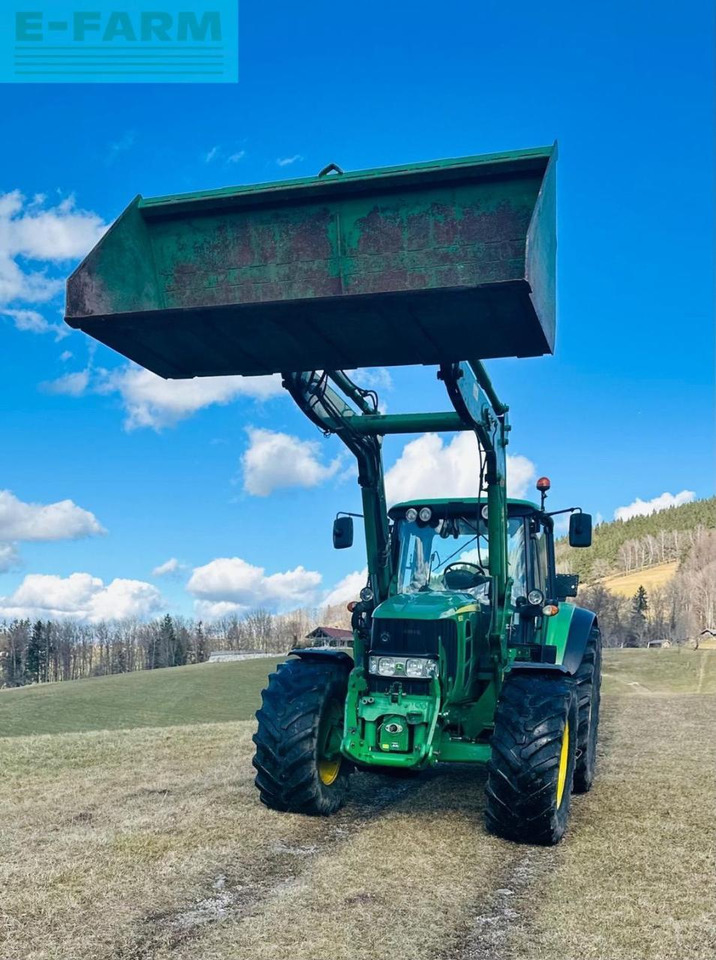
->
0, 658, 283, 737
599, 560, 678, 597
1, 650, 714, 960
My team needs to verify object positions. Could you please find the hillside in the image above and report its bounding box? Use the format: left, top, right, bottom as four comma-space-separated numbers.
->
1, 649, 713, 740
557, 496, 716, 581
600, 560, 678, 597
0, 657, 282, 737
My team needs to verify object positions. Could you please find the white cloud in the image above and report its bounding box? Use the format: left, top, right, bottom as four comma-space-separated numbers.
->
152, 557, 184, 577
42, 369, 90, 396
4, 308, 65, 337
0, 190, 106, 332
52, 364, 285, 430
242, 427, 342, 496
0, 573, 162, 623
0, 543, 21, 573
187, 556, 322, 613
345, 367, 393, 393
60, 350, 73, 362
614, 490, 695, 522
0, 192, 105, 262
194, 599, 244, 619
277, 155, 304, 167
228, 150, 247, 163
0, 490, 105, 542
204, 145, 220, 163
384, 433, 536, 505
322, 568, 368, 608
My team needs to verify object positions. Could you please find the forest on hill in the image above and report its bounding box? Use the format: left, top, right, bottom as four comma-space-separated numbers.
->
555, 498, 716, 648
556, 496, 716, 581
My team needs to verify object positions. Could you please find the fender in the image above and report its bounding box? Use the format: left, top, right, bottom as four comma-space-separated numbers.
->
289, 648, 354, 667
560, 606, 597, 674
541, 604, 596, 675
508, 604, 596, 678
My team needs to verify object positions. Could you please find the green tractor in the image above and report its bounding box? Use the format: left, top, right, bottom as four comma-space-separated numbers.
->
66, 143, 600, 843
252, 363, 599, 844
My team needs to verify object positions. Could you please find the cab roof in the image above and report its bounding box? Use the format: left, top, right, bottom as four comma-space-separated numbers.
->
389, 497, 541, 518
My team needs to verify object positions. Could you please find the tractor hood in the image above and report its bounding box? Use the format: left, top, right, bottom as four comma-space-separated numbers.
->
373, 591, 480, 621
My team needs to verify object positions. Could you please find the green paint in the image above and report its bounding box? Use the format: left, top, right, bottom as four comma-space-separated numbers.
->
65, 145, 557, 379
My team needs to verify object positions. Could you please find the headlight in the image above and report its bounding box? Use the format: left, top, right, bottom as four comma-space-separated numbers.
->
369, 655, 438, 679
405, 507, 418, 522
418, 507, 432, 522
406, 657, 438, 678
360, 586, 374, 602
528, 588, 545, 606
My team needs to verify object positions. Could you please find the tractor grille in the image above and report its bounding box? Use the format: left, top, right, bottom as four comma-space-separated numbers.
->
369, 618, 458, 680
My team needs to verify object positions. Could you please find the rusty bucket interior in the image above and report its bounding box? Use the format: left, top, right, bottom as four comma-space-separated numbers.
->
65, 145, 557, 378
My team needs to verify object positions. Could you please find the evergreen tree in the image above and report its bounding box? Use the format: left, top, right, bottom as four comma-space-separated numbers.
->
632, 585, 648, 618
195, 621, 208, 663
626, 585, 649, 646
154, 614, 177, 669
25, 620, 45, 683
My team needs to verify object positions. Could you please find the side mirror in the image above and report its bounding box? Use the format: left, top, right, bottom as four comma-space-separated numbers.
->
555, 573, 579, 599
333, 516, 354, 549
569, 512, 592, 548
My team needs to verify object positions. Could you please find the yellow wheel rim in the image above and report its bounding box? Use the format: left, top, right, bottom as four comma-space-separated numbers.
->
318, 758, 341, 786
556, 719, 570, 808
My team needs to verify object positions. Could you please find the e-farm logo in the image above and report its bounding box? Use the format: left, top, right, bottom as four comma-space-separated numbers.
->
1, 2, 238, 82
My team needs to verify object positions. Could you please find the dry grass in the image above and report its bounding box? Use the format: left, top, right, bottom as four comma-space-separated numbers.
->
508, 694, 716, 960
1, 652, 714, 960
599, 561, 678, 597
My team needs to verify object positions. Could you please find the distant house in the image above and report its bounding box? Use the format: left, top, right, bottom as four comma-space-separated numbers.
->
304, 626, 353, 648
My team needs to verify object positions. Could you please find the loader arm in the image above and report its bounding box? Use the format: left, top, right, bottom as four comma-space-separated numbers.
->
439, 360, 511, 605
281, 362, 510, 608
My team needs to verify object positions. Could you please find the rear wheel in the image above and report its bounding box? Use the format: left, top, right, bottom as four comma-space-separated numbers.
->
573, 627, 602, 793
252, 657, 350, 815
486, 673, 578, 845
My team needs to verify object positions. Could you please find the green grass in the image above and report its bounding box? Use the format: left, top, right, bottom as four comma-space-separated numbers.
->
602, 648, 716, 694
2, 649, 713, 740
0, 658, 282, 737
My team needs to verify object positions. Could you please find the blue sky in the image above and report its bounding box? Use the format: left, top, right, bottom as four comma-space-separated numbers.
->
0, 0, 713, 621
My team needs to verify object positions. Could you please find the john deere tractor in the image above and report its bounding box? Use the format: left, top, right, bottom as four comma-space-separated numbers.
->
66, 143, 601, 844
253, 363, 599, 844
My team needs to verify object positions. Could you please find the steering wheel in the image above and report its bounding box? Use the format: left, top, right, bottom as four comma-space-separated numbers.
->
442, 562, 487, 591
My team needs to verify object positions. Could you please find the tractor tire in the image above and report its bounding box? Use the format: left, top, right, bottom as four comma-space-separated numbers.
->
573, 627, 602, 793
486, 673, 578, 845
252, 657, 351, 815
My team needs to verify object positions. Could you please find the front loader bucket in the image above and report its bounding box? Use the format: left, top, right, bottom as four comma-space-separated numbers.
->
65, 145, 557, 378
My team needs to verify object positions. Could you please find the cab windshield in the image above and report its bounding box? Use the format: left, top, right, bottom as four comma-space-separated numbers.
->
395, 513, 526, 596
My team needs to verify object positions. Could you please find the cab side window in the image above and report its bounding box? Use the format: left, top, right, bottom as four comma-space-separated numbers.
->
530, 522, 549, 594
508, 521, 528, 604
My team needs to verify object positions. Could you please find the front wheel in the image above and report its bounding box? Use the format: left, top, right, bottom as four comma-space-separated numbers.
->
486, 673, 578, 845
252, 657, 351, 815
